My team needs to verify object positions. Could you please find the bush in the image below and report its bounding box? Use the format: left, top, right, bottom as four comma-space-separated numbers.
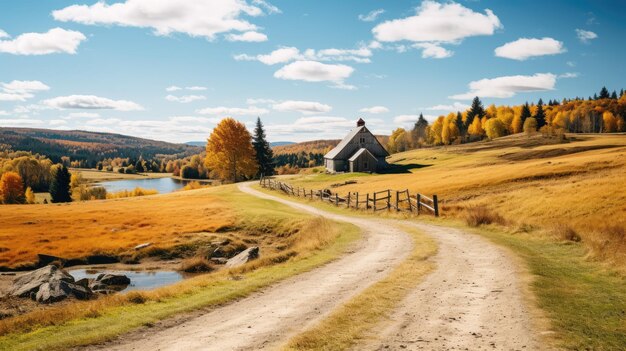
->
180, 257, 214, 273
182, 181, 206, 191
464, 205, 506, 227
124, 165, 136, 174
180, 165, 200, 179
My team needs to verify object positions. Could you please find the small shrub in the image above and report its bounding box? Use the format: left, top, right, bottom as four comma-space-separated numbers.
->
464, 205, 506, 227
126, 291, 147, 304
554, 224, 582, 242
180, 257, 214, 273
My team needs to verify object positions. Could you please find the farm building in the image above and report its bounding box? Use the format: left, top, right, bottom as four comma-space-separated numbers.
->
324, 118, 389, 173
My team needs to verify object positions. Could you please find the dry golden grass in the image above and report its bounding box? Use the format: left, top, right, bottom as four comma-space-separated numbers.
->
0, 186, 356, 344
0, 187, 235, 269
287, 133, 626, 267
105, 187, 159, 199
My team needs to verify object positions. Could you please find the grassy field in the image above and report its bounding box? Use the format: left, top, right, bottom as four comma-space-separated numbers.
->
0, 185, 360, 350
70, 168, 172, 183
256, 185, 626, 350
284, 225, 436, 351
285, 133, 626, 269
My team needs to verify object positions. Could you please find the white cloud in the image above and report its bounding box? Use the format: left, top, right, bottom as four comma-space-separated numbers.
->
197, 105, 269, 116
272, 100, 332, 114
0, 80, 50, 101
235, 45, 372, 65
413, 43, 453, 59
252, 0, 281, 14
0, 29, 9, 39
226, 31, 268, 42
274, 60, 355, 88
0, 28, 86, 55
495, 37, 565, 60
49, 119, 68, 126
43, 95, 144, 111
558, 72, 579, 79
425, 102, 470, 111
166, 86, 182, 92
373, 1, 501, 43
53, 0, 277, 41
359, 9, 385, 22
85, 118, 122, 126
168, 116, 221, 124
246, 98, 277, 105
165, 94, 206, 103
359, 106, 389, 114
576, 29, 597, 43
449, 73, 557, 100
0, 110, 9, 116
186, 86, 207, 91
566, 61, 576, 67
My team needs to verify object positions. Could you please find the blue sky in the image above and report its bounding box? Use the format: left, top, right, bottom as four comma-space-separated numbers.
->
0, 0, 623, 143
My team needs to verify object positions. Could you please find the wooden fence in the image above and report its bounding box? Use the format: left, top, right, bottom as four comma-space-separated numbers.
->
259, 177, 439, 217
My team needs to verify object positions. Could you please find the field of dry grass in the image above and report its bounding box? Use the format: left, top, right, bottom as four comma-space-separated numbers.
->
286, 133, 626, 268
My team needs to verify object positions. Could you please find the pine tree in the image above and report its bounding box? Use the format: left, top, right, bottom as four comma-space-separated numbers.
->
465, 97, 485, 130
252, 117, 274, 177
534, 99, 546, 130
50, 164, 72, 203
520, 102, 532, 125
455, 112, 465, 136
135, 159, 144, 172
611, 90, 618, 99
599, 86, 610, 99
413, 113, 429, 138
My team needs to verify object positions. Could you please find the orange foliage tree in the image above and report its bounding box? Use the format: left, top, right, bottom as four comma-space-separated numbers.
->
0, 171, 25, 204
205, 118, 258, 182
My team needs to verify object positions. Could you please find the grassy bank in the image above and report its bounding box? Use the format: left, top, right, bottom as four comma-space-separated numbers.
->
283, 226, 436, 351
0, 186, 360, 351
256, 185, 626, 350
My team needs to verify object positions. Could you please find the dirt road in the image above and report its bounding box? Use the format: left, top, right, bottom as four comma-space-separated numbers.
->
87, 183, 540, 351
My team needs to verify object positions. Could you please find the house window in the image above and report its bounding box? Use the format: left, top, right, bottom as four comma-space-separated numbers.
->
359, 137, 365, 143
364, 161, 368, 169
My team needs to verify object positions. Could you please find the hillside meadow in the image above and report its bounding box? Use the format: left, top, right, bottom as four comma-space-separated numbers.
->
285, 133, 626, 268
0, 185, 359, 350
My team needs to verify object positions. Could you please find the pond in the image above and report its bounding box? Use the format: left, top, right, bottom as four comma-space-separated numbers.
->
95, 177, 192, 194
69, 269, 186, 292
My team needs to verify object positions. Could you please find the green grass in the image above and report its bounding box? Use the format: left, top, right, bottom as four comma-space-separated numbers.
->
257, 184, 626, 350
0, 187, 360, 351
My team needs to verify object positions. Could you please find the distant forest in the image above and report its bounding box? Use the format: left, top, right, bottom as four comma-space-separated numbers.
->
0, 128, 201, 167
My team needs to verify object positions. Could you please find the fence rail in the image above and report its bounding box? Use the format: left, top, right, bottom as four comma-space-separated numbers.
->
259, 177, 439, 217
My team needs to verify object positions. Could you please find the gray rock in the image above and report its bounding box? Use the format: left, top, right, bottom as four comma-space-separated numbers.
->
96, 273, 131, 286
9, 265, 74, 298
225, 247, 259, 268
35, 280, 93, 303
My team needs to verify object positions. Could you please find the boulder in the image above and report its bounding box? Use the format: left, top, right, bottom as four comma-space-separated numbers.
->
225, 247, 259, 268
9, 265, 74, 298
37, 254, 66, 267
96, 273, 131, 286
35, 280, 93, 303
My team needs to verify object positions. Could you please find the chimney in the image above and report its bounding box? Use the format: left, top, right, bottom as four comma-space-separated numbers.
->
356, 118, 365, 127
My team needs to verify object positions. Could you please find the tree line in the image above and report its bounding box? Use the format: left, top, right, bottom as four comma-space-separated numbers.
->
387, 87, 626, 152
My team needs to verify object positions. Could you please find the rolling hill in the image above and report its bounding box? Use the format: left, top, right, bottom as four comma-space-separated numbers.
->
0, 127, 202, 164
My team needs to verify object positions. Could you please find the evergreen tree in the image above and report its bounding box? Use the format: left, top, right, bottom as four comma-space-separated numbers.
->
520, 102, 532, 125
252, 117, 274, 177
413, 113, 429, 139
455, 112, 465, 136
465, 97, 485, 129
534, 99, 546, 130
593, 93, 598, 100
135, 159, 144, 172
611, 90, 618, 99
620, 89, 624, 97
599, 86, 610, 99
49, 164, 72, 203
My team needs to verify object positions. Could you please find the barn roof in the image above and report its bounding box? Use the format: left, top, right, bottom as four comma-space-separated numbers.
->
348, 148, 376, 162
324, 125, 365, 159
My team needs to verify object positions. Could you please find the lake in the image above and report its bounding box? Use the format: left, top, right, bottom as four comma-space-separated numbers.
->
69, 269, 186, 292
95, 177, 191, 194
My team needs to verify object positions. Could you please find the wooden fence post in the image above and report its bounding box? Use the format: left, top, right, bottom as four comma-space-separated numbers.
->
347, 192, 351, 208
417, 194, 421, 214
356, 192, 359, 209
335, 193, 339, 206
395, 191, 399, 212
433, 195, 439, 217
366, 193, 370, 210
387, 190, 391, 211
373, 192, 377, 211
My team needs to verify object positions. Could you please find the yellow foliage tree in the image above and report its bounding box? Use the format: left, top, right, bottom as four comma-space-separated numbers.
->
25, 187, 36, 204
485, 118, 507, 140
511, 114, 523, 134
523, 117, 538, 135
0, 171, 25, 204
441, 119, 451, 145
429, 117, 444, 145
388, 128, 409, 153
205, 118, 258, 182
468, 117, 484, 137
602, 111, 618, 132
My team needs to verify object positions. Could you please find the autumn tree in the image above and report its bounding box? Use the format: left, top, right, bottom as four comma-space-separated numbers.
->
252, 117, 274, 177
25, 187, 36, 204
0, 171, 25, 204
520, 103, 532, 126
50, 164, 72, 203
205, 118, 258, 182
455, 112, 466, 137
412, 114, 429, 145
388, 128, 409, 153
523, 117, 538, 135
485, 118, 507, 140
